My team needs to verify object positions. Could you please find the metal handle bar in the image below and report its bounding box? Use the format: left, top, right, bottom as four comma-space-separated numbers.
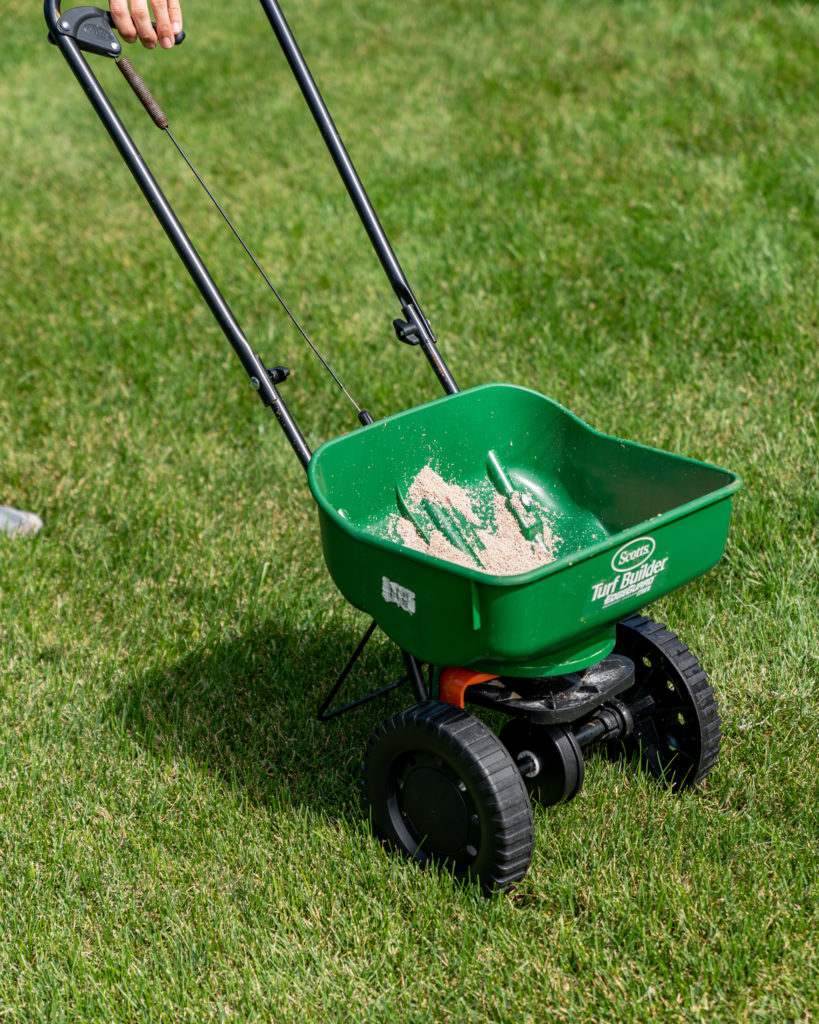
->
44, 0, 459, 461
43, 0, 312, 468
45, 0, 458, 397
258, 0, 458, 396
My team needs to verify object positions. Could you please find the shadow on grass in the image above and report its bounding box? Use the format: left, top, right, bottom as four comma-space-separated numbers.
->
119, 613, 413, 820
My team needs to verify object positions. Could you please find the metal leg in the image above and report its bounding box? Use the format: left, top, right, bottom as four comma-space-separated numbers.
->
317, 622, 413, 721
402, 652, 430, 703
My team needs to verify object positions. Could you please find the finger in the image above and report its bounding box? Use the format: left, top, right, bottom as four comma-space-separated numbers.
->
167, 0, 183, 36
108, 0, 138, 43
149, 0, 174, 49
129, 0, 158, 48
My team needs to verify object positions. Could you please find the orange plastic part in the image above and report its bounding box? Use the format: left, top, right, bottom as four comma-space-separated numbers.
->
438, 667, 499, 710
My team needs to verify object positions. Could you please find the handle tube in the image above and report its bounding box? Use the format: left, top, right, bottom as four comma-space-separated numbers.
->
44, 0, 312, 468
258, 0, 458, 395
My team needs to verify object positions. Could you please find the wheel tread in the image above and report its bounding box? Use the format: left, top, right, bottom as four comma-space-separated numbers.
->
363, 701, 534, 893
615, 615, 721, 789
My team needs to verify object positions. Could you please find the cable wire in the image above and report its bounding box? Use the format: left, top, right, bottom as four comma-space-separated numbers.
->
165, 127, 361, 413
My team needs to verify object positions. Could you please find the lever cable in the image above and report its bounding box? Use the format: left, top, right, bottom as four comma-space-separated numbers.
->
165, 128, 362, 413
115, 55, 362, 413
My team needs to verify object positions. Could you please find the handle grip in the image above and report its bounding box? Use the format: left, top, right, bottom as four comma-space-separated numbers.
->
46, 3, 184, 57
146, 19, 186, 46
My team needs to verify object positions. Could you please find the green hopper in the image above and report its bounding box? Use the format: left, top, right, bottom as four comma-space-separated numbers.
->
309, 383, 741, 678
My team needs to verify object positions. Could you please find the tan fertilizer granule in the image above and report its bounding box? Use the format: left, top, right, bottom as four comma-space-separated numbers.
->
395, 466, 559, 576
395, 515, 477, 571
407, 465, 481, 524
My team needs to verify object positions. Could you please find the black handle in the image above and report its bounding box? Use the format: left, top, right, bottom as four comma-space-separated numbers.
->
46, 2, 184, 57
145, 19, 186, 47
43, 0, 313, 469
258, 0, 459, 396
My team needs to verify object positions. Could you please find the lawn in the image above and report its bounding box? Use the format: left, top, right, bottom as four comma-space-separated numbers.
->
1, 0, 817, 1020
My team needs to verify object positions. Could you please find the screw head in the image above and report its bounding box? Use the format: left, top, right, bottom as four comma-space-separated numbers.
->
249, 377, 260, 391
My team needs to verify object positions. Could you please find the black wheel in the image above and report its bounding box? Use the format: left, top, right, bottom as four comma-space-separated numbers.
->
362, 701, 534, 893
499, 720, 585, 806
611, 614, 721, 790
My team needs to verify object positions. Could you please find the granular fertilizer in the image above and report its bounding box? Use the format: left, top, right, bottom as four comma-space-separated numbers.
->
394, 466, 559, 576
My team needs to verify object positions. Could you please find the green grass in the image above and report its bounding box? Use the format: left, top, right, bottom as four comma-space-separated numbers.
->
2, 0, 818, 1020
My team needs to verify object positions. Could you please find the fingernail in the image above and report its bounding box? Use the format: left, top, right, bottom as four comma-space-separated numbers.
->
161, 35, 173, 48
172, 20, 181, 33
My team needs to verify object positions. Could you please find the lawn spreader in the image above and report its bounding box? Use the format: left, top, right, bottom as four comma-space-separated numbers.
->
45, 0, 741, 893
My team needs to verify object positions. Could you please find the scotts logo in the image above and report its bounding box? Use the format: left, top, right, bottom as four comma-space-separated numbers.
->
611, 536, 656, 573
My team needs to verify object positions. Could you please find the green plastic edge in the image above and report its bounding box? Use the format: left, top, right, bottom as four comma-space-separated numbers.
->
307, 382, 743, 587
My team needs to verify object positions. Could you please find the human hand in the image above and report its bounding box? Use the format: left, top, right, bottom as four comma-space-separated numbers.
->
108, 0, 183, 50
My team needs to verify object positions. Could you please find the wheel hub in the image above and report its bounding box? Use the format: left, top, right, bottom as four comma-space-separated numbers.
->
396, 754, 479, 858
500, 721, 585, 806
